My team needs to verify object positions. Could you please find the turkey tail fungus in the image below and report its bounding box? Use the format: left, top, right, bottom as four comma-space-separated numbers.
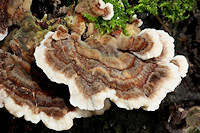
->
0, 0, 189, 131
34, 25, 188, 111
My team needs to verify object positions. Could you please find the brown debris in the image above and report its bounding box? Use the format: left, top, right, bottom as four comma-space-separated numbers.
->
0, 0, 8, 34
9, 16, 45, 63
0, 0, 43, 63
0, 0, 32, 33
186, 106, 200, 128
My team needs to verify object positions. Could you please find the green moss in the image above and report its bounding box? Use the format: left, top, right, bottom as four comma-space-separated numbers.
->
83, 0, 197, 35
127, 0, 197, 23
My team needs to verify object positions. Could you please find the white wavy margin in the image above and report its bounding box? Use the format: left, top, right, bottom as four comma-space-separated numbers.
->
34, 31, 185, 111
0, 84, 111, 131
0, 38, 111, 131
98, 0, 114, 20
132, 29, 163, 60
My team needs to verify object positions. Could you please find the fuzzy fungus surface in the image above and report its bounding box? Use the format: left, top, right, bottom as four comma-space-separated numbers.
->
34, 24, 188, 111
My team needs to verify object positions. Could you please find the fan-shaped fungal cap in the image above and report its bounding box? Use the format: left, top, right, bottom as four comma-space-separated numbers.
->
170, 55, 189, 77
0, 49, 110, 131
34, 26, 188, 111
131, 29, 163, 60
0, 28, 7, 41
132, 14, 143, 27
154, 30, 175, 62
98, 0, 114, 20
52, 25, 69, 40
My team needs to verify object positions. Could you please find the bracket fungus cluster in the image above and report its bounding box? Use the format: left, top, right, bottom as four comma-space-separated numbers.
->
0, 0, 188, 131
76, 0, 114, 20
0, 49, 110, 131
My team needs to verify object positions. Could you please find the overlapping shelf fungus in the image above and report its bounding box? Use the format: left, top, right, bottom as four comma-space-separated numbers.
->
0, 0, 188, 131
